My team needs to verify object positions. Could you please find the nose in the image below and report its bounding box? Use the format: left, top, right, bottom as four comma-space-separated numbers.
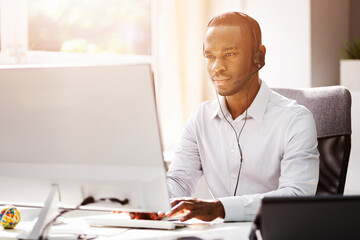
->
211, 59, 226, 73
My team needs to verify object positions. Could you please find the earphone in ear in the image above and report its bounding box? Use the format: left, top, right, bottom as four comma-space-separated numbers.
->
254, 50, 265, 68
233, 50, 265, 86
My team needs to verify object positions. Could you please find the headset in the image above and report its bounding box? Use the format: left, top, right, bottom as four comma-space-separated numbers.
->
233, 14, 265, 86
214, 13, 265, 196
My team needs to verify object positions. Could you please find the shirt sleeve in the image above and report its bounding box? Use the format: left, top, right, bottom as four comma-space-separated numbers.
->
166, 113, 203, 198
218, 109, 320, 222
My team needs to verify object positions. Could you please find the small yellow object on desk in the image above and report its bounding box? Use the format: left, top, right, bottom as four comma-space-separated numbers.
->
0, 206, 21, 229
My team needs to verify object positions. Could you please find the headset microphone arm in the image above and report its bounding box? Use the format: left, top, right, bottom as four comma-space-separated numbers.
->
233, 64, 264, 86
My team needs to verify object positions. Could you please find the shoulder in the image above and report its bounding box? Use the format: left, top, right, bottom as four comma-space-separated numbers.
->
268, 90, 313, 120
268, 91, 317, 141
188, 99, 218, 120
183, 100, 218, 133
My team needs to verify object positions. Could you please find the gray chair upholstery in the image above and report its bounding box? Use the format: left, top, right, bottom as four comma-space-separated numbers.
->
273, 86, 352, 195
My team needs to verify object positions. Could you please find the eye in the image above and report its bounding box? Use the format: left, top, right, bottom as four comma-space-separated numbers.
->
205, 55, 215, 60
225, 52, 236, 57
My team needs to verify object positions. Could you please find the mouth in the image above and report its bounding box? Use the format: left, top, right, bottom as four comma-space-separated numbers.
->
212, 78, 230, 86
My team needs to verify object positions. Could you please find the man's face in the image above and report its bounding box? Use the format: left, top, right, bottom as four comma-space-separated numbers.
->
204, 25, 254, 96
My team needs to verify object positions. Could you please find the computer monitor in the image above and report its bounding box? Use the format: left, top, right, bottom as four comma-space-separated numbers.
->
0, 63, 171, 213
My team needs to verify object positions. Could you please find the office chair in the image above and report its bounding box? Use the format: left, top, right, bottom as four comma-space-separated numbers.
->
273, 86, 352, 195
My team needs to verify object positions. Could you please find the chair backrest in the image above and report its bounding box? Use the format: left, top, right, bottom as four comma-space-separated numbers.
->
273, 86, 352, 195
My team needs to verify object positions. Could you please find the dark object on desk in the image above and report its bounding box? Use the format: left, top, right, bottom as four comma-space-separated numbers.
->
249, 195, 360, 240
273, 86, 352, 194
176, 237, 203, 240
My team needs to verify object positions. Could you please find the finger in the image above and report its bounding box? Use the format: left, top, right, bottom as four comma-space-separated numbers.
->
166, 201, 193, 217
149, 213, 162, 220
130, 213, 135, 219
135, 213, 151, 220
170, 199, 184, 207
157, 211, 165, 218
149, 213, 156, 220
170, 197, 197, 207
166, 209, 187, 218
166, 202, 183, 216
133, 213, 143, 219
180, 210, 197, 222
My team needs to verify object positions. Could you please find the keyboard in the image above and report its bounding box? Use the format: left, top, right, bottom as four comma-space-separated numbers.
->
85, 214, 188, 230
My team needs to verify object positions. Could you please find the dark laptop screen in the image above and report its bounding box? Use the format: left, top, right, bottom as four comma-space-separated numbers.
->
257, 195, 360, 240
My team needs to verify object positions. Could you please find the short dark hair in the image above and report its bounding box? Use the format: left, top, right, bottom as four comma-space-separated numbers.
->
207, 11, 262, 47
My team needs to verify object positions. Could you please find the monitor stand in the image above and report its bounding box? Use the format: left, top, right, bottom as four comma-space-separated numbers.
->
18, 184, 61, 240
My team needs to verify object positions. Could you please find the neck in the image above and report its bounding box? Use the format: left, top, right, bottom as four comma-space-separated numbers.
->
226, 77, 261, 120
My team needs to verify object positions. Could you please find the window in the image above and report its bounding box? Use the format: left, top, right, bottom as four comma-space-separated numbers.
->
0, 0, 153, 64
28, 0, 151, 55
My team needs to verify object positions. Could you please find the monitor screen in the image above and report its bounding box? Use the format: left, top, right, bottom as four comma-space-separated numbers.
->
0, 63, 170, 213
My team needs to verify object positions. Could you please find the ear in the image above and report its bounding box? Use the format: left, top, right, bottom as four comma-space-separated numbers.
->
254, 44, 266, 67
259, 45, 266, 56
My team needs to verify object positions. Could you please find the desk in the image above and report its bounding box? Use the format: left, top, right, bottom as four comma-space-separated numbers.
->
0, 209, 253, 240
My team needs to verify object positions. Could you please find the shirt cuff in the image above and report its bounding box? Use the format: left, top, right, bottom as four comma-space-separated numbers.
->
218, 196, 245, 222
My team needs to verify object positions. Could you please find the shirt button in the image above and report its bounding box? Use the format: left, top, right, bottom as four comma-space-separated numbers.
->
231, 148, 235, 153
232, 174, 237, 179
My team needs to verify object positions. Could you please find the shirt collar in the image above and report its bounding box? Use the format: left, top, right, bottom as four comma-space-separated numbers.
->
211, 80, 271, 122
211, 95, 230, 120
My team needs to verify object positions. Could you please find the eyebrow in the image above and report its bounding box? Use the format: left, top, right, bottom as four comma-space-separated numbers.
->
223, 47, 238, 51
204, 46, 239, 55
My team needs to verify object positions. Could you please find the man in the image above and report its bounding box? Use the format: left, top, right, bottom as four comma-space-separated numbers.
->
165, 11, 319, 222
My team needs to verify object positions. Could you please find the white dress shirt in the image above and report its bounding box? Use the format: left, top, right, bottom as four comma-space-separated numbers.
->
167, 80, 319, 221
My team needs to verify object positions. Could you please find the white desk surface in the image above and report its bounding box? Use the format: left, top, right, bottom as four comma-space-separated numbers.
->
0, 209, 253, 240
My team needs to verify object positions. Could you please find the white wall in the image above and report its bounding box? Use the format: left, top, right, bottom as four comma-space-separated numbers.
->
240, 0, 312, 88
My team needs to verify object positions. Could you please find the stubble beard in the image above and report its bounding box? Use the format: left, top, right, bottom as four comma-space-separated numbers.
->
214, 80, 244, 96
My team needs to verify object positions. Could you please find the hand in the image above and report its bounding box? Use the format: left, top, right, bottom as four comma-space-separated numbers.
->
128, 212, 165, 220
166, 197, 225, 222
